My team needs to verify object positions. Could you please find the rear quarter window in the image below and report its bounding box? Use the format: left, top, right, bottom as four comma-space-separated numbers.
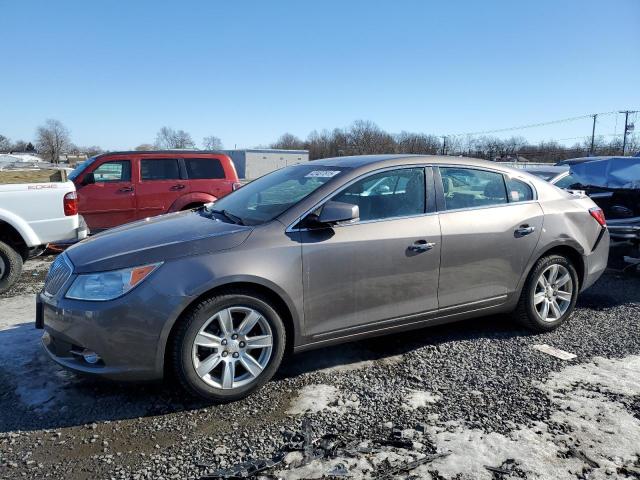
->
185, 158, 225, 179
506, 178, 534, 202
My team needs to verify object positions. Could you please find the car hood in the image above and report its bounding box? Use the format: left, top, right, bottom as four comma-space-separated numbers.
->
66, 210, 252, 273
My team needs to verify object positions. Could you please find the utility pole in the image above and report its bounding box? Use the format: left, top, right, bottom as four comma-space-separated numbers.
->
620, 110, 638, 156
441, 136, 447, 155
589, 114, 597, 155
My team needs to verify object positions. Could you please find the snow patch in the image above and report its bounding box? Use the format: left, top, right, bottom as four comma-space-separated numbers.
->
403, 389, 440, 410
0, 295, 78, 411
286, 384, 359, 415
417, 355, 640, 479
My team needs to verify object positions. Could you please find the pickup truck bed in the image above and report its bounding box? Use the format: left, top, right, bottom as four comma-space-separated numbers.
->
0, 180, 87, 292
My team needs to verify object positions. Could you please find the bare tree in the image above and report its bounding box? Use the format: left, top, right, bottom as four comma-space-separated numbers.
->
154, 127, 195, 149
36, 119, 71, 164
202, 135, 223, 150
395, 132, 440, 154
0, 134, 11, 152
271, 133, 304, 150
135, 143, 155, 151
347, 120, 395, 155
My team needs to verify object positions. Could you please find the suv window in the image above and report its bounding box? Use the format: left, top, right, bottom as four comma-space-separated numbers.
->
331, 168, 425, 222
439, 167, 507, 210
607, 158, 640, 189
569, 160, 608, 188
92, 160, 131, 182
141, 159, 180, 181
185, 158, 225, 179
506, 178, 534, 202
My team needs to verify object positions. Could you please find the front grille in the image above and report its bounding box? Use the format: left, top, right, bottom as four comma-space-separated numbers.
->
44, 254, 73, 296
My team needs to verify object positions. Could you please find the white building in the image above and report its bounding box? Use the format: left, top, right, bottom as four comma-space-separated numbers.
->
223, 149, 309, 179
0, 153, 42, 164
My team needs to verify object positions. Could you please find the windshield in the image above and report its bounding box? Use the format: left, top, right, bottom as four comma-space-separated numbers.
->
207, 165, 349, 225
68, 155, 99, 181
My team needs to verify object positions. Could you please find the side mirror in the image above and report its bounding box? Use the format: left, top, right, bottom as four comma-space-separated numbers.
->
82, 172, 95, 186
318, 201, 359, 225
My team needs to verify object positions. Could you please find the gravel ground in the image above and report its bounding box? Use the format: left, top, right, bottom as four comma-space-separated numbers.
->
0, 250, 639, 479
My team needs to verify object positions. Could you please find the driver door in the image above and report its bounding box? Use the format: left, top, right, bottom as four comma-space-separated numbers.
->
299, 167, 441, 337
77, 159, 136, 230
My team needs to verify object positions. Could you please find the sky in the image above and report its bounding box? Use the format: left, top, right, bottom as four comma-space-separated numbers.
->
1, 0, 639, 151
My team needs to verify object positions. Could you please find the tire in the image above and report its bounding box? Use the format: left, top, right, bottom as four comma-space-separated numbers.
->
512, 254, 579, 332
171, 290, 286, 402
0, 241, 23, 294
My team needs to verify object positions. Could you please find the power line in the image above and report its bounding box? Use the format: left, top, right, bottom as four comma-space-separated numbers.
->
445, 110, 625, 138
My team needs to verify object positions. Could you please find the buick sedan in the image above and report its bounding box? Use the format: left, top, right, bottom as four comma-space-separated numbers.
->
37, 155, 609, 401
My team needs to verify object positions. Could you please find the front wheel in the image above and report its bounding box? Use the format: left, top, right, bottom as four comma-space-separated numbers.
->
171, 291, 286, 402
513, 254, 579, 332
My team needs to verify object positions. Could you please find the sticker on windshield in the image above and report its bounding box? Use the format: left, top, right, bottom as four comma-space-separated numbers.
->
305, 170, 341, 178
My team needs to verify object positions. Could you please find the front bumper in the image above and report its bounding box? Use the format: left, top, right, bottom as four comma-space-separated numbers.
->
36, 275, 185, 382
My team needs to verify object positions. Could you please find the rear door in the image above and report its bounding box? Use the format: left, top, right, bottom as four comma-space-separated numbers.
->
436, 166, 543, 309
135, 157, 190, 219
77, 158, 136, 230
300, 167, 441, 337
184, 156, 231, 199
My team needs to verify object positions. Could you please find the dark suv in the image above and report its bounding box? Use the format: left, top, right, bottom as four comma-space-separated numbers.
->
554, 156, 640, 242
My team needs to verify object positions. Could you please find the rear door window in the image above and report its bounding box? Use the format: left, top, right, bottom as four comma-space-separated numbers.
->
185, 158, 225, 179
140, 159, 181, 181
439, 167, 507, 210
607, 158, 640, 188
92, 160, 131, 182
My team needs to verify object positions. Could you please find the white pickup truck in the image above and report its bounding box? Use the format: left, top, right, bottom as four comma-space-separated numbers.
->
0, 181, 87, 292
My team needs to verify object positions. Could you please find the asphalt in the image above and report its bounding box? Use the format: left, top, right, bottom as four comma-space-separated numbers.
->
0, 249, 639, 479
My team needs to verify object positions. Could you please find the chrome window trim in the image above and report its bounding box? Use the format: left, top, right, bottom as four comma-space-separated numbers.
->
285, 165, 431, 233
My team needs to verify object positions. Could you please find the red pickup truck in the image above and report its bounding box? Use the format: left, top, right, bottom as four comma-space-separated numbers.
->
69, 151, 240, 231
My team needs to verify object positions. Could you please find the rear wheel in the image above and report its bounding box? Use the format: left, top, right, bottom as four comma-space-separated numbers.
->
513, 254, 578, 332
171, 291, 286, 402
0, 240, 23, 294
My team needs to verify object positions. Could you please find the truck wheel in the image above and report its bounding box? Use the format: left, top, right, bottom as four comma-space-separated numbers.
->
0, 240, 23, 294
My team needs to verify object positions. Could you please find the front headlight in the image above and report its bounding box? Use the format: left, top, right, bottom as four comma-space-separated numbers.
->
65, 262, 163, 301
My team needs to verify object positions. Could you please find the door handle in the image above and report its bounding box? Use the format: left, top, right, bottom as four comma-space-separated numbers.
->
118, 186, 134, 193
408, 240, 436, 252
170, 184, 186, 191
514, 225, 535, 237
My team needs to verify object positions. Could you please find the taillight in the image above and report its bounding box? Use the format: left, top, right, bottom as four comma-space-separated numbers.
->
232, 182, 243, 191
589, 207, 606, 227
63, 191, 78, 216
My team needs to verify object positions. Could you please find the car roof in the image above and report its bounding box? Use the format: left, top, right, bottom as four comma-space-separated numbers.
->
555, 156, 632, 166
310, 154, 512, 169
93, 150, 226, 158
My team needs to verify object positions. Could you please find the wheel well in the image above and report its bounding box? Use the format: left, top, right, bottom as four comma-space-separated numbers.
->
0, 221, 28, 260
538, 245, 585, 288
180, 203, 204, 211
163, 282, 296, 375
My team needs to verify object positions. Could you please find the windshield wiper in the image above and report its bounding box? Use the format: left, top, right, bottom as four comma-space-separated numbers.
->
208, 208, 245, 225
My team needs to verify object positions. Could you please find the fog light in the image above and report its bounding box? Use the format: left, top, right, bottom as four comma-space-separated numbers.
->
81, 350, 101, 364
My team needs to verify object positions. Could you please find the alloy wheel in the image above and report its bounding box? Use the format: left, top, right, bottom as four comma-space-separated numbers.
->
191, 306, 273, 389
533, 264, 573, 322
